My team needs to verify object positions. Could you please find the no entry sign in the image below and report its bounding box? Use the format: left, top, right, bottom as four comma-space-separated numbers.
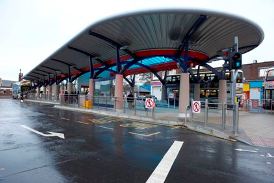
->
145, 98, 155, 109
192, 101, 201, 113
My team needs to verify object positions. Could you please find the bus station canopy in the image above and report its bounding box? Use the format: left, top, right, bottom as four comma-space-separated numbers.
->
24, 9, 264, 84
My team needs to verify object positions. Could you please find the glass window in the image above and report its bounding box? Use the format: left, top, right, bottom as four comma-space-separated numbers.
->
266, 69, 274, 81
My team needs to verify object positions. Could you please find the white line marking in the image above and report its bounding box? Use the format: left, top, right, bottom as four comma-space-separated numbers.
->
76, 121, 89, 125
235, 149, 258, 153
20, 125, 65, 139
267, 153, 274, 158
146, 141, 184, 183
61, 117, 70, 121
128, 132, 160, 137
171, 126, 180, 129
98, 126, 113, 130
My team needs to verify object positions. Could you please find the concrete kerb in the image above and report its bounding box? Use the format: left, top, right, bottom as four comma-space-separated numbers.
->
54, 105, 180, 126
231, 136, 253, 146
24, 99, 238, 142
54, 105, 236, 142
25, 99, 59, 105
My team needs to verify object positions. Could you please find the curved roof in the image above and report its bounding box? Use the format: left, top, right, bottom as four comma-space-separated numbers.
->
24, 9, 264, 83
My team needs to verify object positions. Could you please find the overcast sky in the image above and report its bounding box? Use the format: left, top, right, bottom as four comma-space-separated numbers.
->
1, 0, 274, 81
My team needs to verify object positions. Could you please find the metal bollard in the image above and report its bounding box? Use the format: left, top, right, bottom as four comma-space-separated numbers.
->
152, 107, 155, 119
123, 98, 126, 113
221, 102, 226, 130
204, 99, 208, 127
190, 99, 193, 123
134, 97, 137, 115
174, 98, 176, 109
233, 103, 239, 135
184, 107, 187, 124
236, 104, 239, 133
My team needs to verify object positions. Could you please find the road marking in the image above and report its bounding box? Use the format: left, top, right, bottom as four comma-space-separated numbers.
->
267, 162, 271, 165
20, 125, 65, 139
47, 114, 55, 117
146, 141, 184, 183
267, 153, 274, 158
76, 121, 89, 125
98, 126, 113, 130
235, 149, 258, 153
88, 119, 103, 124
129, 132, 160, 137
61, 117, 70, 121
171, 126, 180, 129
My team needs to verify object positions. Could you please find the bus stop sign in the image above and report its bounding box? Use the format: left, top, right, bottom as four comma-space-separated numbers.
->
192, 101, 201, 113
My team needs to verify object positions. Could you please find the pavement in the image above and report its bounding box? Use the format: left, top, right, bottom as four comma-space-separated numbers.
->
1, 99, 274, 183
239, 112, 274, 147
25, 99, 274, 148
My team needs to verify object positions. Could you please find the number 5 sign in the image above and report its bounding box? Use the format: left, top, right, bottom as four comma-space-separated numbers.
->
192, 101, 201, 113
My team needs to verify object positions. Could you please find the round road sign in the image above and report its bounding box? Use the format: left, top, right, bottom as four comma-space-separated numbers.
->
145, 98, 155, 109
192, 101, 201, 113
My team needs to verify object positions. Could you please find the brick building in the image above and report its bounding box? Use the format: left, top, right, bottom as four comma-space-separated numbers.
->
0, 78, 15, 97
241, 61, 274, 101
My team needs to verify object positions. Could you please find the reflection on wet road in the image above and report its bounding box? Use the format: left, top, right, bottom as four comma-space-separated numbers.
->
0, 99, 274, 183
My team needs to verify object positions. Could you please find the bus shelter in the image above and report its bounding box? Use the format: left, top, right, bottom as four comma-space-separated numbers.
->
23, 9, 264, 117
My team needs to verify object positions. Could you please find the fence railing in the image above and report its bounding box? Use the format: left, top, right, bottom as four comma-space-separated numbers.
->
188, 99, 239, 135
28, 94, 267, 135
238, 99, 274, 112
27, 93, 59, 102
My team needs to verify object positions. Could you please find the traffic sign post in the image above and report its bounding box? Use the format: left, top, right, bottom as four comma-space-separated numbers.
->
145, 98, 156, 109
192, 101, 201, 113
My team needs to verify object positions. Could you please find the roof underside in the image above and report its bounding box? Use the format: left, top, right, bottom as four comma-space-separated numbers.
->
24, 9, 264, 83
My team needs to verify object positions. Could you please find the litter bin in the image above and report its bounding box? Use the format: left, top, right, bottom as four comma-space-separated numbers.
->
85, 100, 93, 109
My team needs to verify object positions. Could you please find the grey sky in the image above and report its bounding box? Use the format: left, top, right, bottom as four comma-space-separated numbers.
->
1, 0, 274, 81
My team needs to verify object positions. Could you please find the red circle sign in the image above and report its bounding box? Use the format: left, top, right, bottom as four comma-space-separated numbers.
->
193, 102, 200, 112
145, 98, 155, 109
192, 101, 201, 113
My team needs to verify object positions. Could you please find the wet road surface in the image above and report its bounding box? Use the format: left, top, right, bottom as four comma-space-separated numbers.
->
0, 99, 274, 183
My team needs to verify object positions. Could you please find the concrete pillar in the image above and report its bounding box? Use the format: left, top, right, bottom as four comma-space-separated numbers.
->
178, 73, 190, 118
67, 82, 73, 94
60, 84, 65, 95
43, 86, 46, 99
89, 79, 95, 98
194, 83, 200, 101
219, 79, 227, 104
36, 87, 40, 98
54, 84, 60, 101
48, 85, 52, 100
114, 74, 124, 112
55, 85, 60, 100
